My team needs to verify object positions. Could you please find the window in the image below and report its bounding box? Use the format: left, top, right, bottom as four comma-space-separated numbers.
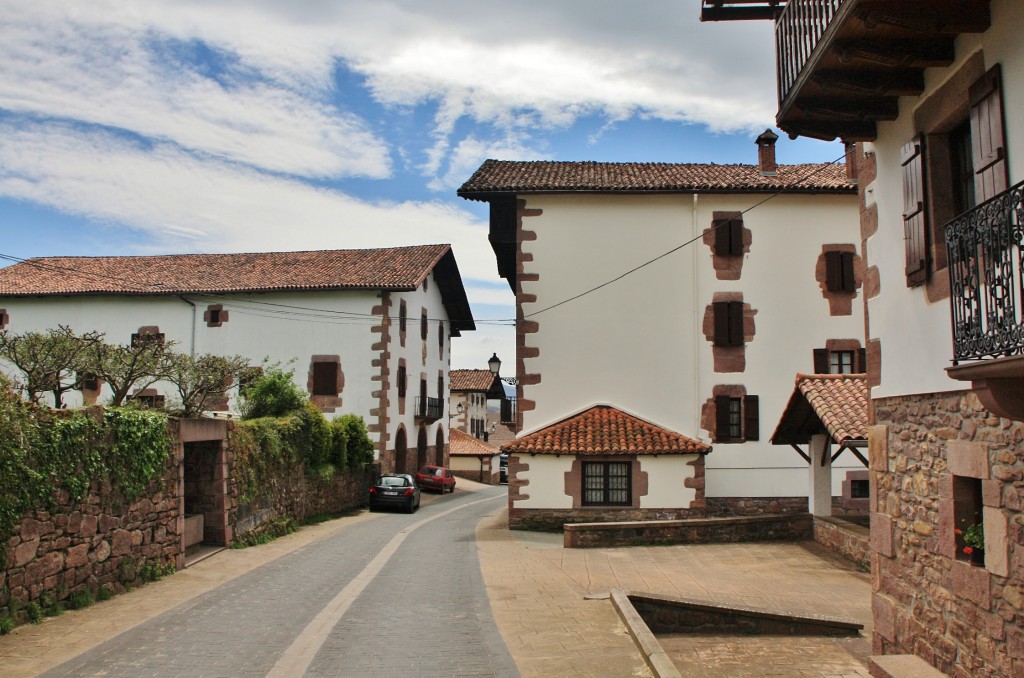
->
582, 461, 631, 506
437, 375, 443, 401
850, 479, 869, 499
714, 395, 759, 443
713, 301, 744, 347
132, 389, 165, 409
902, 62, 1007, 287
131, 328, 165, 347
204, 304, 228, 327
813, 347, 866, 374
953, 475, 984, 565
312, 361, 338, 396
421, 310, 428, 341
713, 216, 744, 256
79, 372, 99, 391
0, 309, 7, 329
397, 363, 407, 398
824, 251, 856, 293
399, 301, 407, 334
438, 321, 444, 355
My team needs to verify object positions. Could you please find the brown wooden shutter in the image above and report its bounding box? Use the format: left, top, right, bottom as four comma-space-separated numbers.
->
743, 395, 759, 441
841, 252, 855, 292
902, 136, 929, 286
970, 64, 1008, 202
728, 301, 744, 346
856, 348, 867, 373
714, 217, 743, 256
713, 302, 729, 346
825, 251, 843, 291
714, 395, 731, 442
813, 348, 829, 373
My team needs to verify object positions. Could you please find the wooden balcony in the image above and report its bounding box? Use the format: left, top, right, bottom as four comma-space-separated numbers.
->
774, 0, 991, 141
414, 396, 444, 422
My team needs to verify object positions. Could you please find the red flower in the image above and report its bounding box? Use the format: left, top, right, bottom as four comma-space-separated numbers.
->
954, 529, 963, 535
963, 546, 974, 555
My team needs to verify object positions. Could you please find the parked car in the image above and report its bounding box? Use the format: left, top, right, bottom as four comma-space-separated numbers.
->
499, 452, 509, 484
415, 465, 456, 493
369, 474, 421, 513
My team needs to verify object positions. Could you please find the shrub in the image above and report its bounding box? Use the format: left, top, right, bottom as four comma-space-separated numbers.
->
25, 602, 43, 624
97, 585, 114, 602
0, 614, 13, 635
239, 368, 306, 419
338, 414, 374, 470
69, 588, 94, 610
328, 417, 350, 469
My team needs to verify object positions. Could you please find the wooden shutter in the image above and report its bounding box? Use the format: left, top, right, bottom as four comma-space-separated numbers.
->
901, 136, 929, 286
825, 251, 843, 291
970, 65, 1008, 202
713, 302, 729, 346
856, 348, 867, 373
714, 395, 731, 442
813, 348, 829, 373
840, 252, 855, 292
743, 395, 760, 441
728, 301, 744, 346
312, 362, 337, 396
714, 217, 743, 256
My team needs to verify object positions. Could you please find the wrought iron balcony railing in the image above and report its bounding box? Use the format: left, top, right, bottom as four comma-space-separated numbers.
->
414, 396, 444, 421
946, 180, 1024, 364
775, 0, 844, 106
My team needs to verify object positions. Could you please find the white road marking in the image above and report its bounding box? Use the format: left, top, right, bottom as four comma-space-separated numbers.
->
266, 494, 504, 677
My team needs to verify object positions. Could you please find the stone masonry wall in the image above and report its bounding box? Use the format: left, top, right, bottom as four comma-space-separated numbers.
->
706, 496, 809, 516
1, 451, 181, 623
871, 391, 1024, 678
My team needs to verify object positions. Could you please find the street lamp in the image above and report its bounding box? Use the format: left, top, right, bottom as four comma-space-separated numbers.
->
488, 353, 517, 385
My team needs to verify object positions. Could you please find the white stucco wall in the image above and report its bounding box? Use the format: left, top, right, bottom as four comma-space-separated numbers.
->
515, 455, 574, 509
449, 453, 498, 474
517, 189, 863, 500
864, 0, 1023, 400
639, 455, 698, 509
0, 280, 456, 456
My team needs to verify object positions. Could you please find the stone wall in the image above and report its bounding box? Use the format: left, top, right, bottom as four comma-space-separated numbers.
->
813, 516, 870, 569
871, 391, 1024, 678
706, 496, 809, 516
563, 514, 813, 548
509, 507, 707, 532
1, 452, 181, 624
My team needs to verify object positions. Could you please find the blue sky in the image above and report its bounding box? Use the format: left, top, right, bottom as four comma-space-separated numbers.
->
0, 0, 842, 370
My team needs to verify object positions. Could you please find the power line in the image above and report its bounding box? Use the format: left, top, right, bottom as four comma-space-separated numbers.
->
520, 156, 847, 321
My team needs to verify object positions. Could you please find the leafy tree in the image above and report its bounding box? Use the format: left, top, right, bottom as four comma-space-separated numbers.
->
238, 367, 306, 419
87, 336, 175, 407
328, 417, 349, 469
165, 352, 251, 417
0, 326, 103, 407
337, 414, 374, 470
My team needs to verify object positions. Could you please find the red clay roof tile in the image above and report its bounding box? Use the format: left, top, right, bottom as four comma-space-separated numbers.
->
772, 373, 868, 445
449, 428, 499, 456
502, 405, 710, 456
450, 369, 496, 392
0, 245, 452, 296
458, 159, 855, 197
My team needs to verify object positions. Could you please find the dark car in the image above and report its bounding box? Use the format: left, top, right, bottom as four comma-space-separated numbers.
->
499, 452, 509, 484
414, 465, 456, 493
369, 474, 421, 513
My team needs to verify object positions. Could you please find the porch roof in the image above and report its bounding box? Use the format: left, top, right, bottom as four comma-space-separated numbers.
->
771, 373, 868, 445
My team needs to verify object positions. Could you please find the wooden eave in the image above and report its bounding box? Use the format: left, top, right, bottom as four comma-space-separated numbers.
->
700, 1, 786, 22
776, 0, 991, 142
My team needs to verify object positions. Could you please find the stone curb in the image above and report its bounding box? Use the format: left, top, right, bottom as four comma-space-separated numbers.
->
609, 589, 681, 678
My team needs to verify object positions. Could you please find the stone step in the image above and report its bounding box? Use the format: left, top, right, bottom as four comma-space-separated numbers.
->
869, 655, 946, 678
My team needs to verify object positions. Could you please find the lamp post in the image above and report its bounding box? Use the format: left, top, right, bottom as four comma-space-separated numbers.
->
487, 353, 517, 385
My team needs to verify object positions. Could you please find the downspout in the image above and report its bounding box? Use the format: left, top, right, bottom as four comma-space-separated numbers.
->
178, 296, 197, 355
691, 193, 701, 440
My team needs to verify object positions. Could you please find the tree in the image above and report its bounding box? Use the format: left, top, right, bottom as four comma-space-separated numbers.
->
0, 326, 103, 407
338, 414, 374, 470
87, 336, 175, 407
238, 367, 307, 419
165, 352, 251, 417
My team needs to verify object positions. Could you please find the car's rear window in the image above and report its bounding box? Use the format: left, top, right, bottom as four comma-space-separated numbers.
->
381, 477, 407, 487
418, 467, 436, 475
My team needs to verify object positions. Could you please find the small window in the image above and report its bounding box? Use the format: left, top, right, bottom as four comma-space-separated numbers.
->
582, 461, 631, 506
132, 390, 165, 409
399, 301, 407, 334
850, 479, 870, 499
421, 310, 428, 341
824, 251, 856, 293
0, 309, 8, 329
131, 330, 165, 347
713, 301, 744, 347
312, 361, 338, 396
953, 476, 984, 565
713, 216, 744, 256
437, 375, 443, 401
813, 347, 866, 374
79, 372, 99, 391
205, 304, 228, 327
397, 365, 407, 398
438, 321, 444, 355
830, 350, 855, 374
714, 394, 759, 443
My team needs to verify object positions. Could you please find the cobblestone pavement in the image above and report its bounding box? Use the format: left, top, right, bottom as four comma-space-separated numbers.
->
32, 484, 515, 678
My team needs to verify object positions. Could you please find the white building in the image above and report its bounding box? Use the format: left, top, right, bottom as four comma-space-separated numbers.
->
459, 136, 864, 528
710, 0, 1024, 673
0, 245, 475, 473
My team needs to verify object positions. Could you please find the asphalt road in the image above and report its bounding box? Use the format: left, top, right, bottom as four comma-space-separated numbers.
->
42, 484, 518, 677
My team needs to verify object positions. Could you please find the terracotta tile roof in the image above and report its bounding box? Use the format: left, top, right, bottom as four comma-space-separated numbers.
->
771, 373, 868, 445
502, 405, 711, 456
458, 159, 855, 197
0, 245, 453, 296
449, 428, 499, 456
450, 369, 495, 392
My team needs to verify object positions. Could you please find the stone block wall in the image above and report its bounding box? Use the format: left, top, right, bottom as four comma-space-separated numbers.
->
813, 516, 870, 569
1, 458, 181, 623
509, 507, 708, 532
563, 514, 813, 548
706, 496, 809, 516
871, 391, 1024, 678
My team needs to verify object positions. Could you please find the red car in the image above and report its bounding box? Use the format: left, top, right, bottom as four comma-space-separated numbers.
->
415, 465, 456, 493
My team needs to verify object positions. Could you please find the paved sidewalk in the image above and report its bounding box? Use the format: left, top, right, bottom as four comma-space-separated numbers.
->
1, 479, 873, 677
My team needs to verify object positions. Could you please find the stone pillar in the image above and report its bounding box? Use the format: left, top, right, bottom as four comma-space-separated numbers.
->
808, 434, 832, 517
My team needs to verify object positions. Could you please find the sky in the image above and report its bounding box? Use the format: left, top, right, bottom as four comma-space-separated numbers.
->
0, 0, 843, 371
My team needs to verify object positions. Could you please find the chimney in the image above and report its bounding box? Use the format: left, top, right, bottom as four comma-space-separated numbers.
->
755, 129, 779, 176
